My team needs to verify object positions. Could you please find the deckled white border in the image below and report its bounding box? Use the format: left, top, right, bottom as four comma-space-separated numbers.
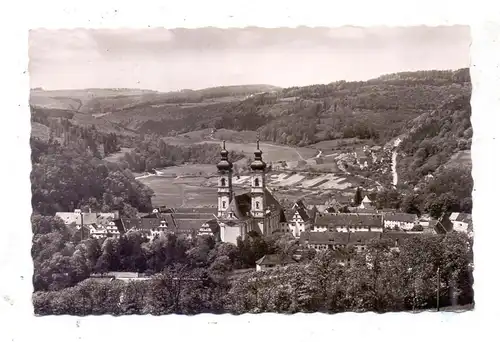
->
1, 1, 499, 341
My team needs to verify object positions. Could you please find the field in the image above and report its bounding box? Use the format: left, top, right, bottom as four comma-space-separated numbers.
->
198, 140, 318, 162
30, 88, 160, 113
137, 160, 360, 207
139, 175, 216, 208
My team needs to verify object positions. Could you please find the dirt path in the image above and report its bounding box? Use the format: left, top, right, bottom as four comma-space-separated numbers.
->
391, 138, 402, 187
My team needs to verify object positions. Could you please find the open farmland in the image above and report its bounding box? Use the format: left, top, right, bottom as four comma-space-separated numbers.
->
198, 140, 318, 162
138, 176, 217, 208
232, 172, 352, 190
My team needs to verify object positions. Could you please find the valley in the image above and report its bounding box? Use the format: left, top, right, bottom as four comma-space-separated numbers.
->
30, 68, 473, 217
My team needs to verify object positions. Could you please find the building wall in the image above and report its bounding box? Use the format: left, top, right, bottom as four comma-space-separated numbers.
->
384, 220, 415, 230
312, 225, 382, 233
251, 173, 265, 220
220, 223, 242, 245
268, 210, 281, 234
452, 221, 469, 233
306, 243, 349, 252
217, 171, 232, 216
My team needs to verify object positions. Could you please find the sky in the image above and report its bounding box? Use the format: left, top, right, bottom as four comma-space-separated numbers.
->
29, 26, 471, 92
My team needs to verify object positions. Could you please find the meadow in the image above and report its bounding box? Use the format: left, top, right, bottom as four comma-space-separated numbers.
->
138, 176, 216, 208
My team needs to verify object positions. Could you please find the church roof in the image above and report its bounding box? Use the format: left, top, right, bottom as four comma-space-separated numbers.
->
217, 141, 233, 172
250, 140, 267, 171
225, 193, 251, 220
222, 188, 285, 222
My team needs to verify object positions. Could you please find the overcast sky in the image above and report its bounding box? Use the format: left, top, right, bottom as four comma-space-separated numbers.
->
29, 26, 470, 92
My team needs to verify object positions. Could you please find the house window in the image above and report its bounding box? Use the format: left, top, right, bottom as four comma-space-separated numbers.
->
221, 178, 226, 187
254, 178, 260, 187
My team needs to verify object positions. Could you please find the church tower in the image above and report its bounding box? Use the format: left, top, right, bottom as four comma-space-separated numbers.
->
216, 141, 233, 217
250, 140, 267, 234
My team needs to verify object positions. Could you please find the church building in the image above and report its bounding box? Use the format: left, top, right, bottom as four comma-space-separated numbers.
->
216, 140, 286, 244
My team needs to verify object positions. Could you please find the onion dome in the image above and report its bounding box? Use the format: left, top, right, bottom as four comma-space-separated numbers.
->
250, 140, 267, 171
216, 140, 233, 171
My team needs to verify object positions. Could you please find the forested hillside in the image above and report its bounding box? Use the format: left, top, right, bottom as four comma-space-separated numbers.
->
93, 69, 471, 147
31, 137, 154, 217
30, 68, 473, 218
117, 136, 245, 173
398, 94, 472, 185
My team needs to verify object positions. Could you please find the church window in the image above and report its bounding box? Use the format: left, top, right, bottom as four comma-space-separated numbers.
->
222, 201, 226, 208
254, 178, 260, 187
221, 178, 226, 187
256, 201, 259, 209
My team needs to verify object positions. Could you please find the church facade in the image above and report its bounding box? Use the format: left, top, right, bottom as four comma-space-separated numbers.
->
216, 140, 286, 244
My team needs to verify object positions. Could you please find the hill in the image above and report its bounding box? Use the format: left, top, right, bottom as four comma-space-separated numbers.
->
35, 69, 469, 149
29, 69, 472, 219
30, 84, 282, 115
396, 94, 472, 186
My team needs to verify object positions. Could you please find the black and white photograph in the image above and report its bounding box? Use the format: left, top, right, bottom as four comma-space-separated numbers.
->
29, 25, 474, 316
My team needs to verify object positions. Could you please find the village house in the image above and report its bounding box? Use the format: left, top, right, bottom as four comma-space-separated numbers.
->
349, 232, 382, 253
383, 213, 418, 231
283, 200, 318, 238
255, 254, 297, 271
83, 205, 221, 242
300, 231, 350, 252
449, 212, 473, 233
88, 224, 107, 239
354, 148, 370, 169
313, 213, 384, 233
358, 195, 374, 209
88, 219, 122, 239
348, 207, 379, 215
300, 230, 417, 257
90, 272, 151, 283
55, 209, 119, 227
198, 218, 218, 236
299, 231, 387, 266
382, 231, 416, 252
346, 195, 378, 215
120, 217, 168, 241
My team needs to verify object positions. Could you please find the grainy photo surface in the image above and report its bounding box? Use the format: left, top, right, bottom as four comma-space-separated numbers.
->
29, 26, 473, 316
